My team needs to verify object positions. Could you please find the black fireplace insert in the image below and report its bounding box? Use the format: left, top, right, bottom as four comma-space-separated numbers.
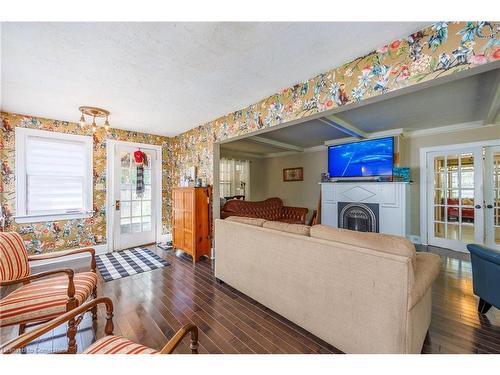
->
338, 202, 379, 233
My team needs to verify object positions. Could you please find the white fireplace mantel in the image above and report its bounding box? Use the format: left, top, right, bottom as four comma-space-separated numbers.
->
320, 182, 411, 238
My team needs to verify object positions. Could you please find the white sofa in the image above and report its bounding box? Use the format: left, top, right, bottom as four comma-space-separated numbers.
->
214, 217, 441, 354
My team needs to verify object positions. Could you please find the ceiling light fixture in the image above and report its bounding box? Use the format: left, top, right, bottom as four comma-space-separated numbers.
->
79, 113, 86, 127
78, 106, 111, 132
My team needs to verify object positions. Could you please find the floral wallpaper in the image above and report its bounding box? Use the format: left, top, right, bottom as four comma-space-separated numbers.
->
0, 112, 172, 254
171, 22, 500, 186
1, 22, 499, 254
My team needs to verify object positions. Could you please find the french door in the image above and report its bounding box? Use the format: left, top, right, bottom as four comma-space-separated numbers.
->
427, 147, 484, 252
112, 144, 159, 250
485, 145, 500, 249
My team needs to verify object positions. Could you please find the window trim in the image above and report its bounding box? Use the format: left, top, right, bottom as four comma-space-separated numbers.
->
15, 127, 93, 223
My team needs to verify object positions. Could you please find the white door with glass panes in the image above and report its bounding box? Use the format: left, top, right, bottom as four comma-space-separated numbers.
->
426, 147, 484, 252
485, 145, 500, 250
113, 145, 157, 250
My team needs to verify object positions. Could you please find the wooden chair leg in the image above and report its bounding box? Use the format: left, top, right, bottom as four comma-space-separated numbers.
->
91, 285, 98, 320
478, 298, 492, 314
67, 318, 77, 354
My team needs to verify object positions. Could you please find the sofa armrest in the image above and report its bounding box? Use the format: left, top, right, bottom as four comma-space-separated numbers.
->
409, 253, 441, 309
281, 206, 308, 224
467, 244, 500, 266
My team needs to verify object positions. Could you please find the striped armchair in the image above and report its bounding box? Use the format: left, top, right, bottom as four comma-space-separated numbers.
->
0, 297, 199, 354
0, 232, 98, 353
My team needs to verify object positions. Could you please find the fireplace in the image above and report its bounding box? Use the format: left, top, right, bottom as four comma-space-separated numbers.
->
338, 202, 379, 233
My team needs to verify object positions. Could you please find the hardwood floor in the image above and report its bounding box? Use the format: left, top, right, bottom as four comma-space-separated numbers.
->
1, 244, 499, 354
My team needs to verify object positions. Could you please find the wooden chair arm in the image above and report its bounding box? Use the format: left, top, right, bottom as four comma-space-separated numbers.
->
28, 247, 96, 272
0, 268, 74, 287
159, 323, 199, 354
0, 297, 114, 354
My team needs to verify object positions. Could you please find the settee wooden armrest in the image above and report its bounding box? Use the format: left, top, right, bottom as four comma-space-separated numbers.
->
28, 247, 96, 273
0, 269, 77, 323
0, 268, 74, 288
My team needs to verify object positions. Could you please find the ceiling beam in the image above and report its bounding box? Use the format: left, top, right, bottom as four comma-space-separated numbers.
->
248, 136, 304, 152
324, 128, 403, 146
318, 115, 368, 139
484, 70, 500, 125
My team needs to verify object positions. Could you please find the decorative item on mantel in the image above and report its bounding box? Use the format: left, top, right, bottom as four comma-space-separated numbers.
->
393, 167, 411, 182
78, 106, 111, 133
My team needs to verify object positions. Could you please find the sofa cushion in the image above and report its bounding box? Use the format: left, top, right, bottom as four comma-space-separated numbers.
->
225, 216, 267, 227
310, 225, 416, 268
263, 221, 310, 236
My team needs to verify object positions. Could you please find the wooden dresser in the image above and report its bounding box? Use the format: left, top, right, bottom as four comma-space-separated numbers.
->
172, 187, 211, 263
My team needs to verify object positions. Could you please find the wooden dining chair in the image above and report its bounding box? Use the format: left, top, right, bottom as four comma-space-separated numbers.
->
0, 232, 98, 353
0, 297, 199, 354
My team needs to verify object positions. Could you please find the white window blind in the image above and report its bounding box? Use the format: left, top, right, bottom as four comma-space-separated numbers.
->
26, 137, 87, 214
15, 128, 93, 223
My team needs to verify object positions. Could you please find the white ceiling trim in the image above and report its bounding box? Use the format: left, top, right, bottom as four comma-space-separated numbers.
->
263, 144, 326, 158
248, 136, 304, 152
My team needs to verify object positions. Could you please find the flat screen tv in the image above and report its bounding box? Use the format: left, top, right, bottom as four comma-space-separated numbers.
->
328, 137, 394, 178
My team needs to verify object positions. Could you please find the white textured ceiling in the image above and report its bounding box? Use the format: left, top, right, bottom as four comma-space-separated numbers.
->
0, 22, 430, 136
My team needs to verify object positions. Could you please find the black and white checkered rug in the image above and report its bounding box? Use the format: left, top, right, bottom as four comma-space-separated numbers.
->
96, 247, 170, 282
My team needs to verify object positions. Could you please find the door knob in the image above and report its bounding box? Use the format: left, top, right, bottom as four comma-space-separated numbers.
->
486, 204, 493, 209
475, 205, 482, 209
115, 200, 120, 210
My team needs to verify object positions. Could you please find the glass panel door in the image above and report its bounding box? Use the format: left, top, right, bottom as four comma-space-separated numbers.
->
485, 145, 500, 249
427, 147, 483, 252
113, 145, 157, 251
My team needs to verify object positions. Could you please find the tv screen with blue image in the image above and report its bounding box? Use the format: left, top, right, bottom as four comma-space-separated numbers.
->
328, 137, 394, 178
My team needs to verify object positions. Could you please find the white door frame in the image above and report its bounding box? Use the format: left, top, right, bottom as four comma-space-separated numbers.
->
106, 139, 163, 252
419, 139, 500, 248
425, 147, 483, 252
485, 145, 500, 249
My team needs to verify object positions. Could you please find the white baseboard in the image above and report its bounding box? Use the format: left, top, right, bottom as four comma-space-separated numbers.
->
30, 244, 108, 270
408, 235, 421, 244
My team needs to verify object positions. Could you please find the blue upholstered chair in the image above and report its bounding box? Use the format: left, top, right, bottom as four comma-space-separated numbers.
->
466, 244, 500, 314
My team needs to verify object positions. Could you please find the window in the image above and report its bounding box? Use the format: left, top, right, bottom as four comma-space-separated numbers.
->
15, 128, 93, 223
219, 158, 250, 199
